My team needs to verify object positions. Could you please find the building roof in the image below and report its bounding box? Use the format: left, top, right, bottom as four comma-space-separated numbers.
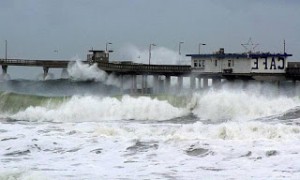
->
186, 53, 292, 59
89, 50, 106, 53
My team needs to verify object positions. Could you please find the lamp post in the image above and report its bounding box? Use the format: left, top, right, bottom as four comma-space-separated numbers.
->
178, 42, 184, 65
179, 42, 184, 56
106, 42, 112, 52
198, 43, 206, 54
149, 43, 156, 65
5, 40, 7, 60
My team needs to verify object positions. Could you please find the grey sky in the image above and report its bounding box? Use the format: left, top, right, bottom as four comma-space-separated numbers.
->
0, 0, 299, 64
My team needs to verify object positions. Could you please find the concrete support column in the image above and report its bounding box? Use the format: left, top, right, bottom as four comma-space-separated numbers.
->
134, 75, 137, 93
43, 67, 49, 80
198, 77, 201, 89
190, 75, 196, 90
177, 76, 183, 92
242, 80, 248, 90
275, 81, 280, 95
203, 78, 208, 89
165, 76, 171, 92
2, 65, 8, 74
158, 77, 163, 93
61, 68, 69, 79
120, 75, 124, 94
142, 75, 148, 94
292, 80, 297, 96
212, 78, 221, 89
153, 75, 159, 94
131, 75, 137, 94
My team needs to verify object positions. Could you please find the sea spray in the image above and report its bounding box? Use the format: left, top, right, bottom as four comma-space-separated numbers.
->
67, 61, 121, 87
67, 61, 107, 82
119, 44, 189, 65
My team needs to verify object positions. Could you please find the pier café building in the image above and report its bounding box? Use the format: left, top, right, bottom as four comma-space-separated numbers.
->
187, 48, 292, 83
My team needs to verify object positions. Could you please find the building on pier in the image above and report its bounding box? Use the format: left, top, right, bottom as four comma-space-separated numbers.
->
187, 48, 292, 80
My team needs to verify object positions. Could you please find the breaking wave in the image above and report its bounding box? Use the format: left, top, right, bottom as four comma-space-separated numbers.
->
0, 91, 66, 114
93, 121, 300, 141
2, 88, 300, 122
192, 89, 300, 121
10, 95, 189, 122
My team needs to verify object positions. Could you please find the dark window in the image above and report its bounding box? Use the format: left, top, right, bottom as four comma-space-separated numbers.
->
202, 60, 205, 68
228, 60, 231, 67
215, 60, 218, 66
194, 60, 197, 67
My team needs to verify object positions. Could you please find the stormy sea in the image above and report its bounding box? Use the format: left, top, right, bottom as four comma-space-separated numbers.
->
0, 63, 300, 179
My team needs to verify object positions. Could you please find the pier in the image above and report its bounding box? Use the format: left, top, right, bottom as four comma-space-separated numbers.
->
1, 49, 300, 94
0, 58, 88, 79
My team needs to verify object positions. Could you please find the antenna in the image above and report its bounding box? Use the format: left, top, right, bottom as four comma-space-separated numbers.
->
283, 39, 286, 54
241, 38, 259, 53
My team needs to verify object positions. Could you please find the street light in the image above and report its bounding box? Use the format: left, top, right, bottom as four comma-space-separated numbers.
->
5, 40, 7, 60
198, 43, 206, 54
149, 43, 156, 65
178, 42, 184, 65
179, 42, 184, 55
106, 42, 112, 52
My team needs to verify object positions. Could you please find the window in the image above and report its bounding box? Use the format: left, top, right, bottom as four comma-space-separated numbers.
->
215, 60, 218, 66
228, 60, 231, 67
194, 60, 198, 67
202, 60, 205, 68
232, 60, 234, 67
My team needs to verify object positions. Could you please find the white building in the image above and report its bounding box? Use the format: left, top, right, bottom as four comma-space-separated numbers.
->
187, 48, 292, 80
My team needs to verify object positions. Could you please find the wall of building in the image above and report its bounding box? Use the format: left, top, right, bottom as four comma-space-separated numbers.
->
192, 58, 221, 73
191, 56, 287, 74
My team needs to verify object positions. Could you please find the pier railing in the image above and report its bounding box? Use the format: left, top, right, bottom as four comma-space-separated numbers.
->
97, 61, 191, 75
0, 59, 88, 68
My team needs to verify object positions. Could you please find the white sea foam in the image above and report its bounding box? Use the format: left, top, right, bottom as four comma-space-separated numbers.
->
11, 95, 188, 122
0, 170, 47, 180
91, 121, 300, 141
192, 89, 300, 121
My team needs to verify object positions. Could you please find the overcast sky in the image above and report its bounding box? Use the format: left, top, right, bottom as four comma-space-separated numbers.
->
0, 0, 299, 64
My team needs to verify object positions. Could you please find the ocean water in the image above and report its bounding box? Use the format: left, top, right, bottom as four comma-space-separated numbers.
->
1, 60, 300, 180
0, 79, 300, 180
